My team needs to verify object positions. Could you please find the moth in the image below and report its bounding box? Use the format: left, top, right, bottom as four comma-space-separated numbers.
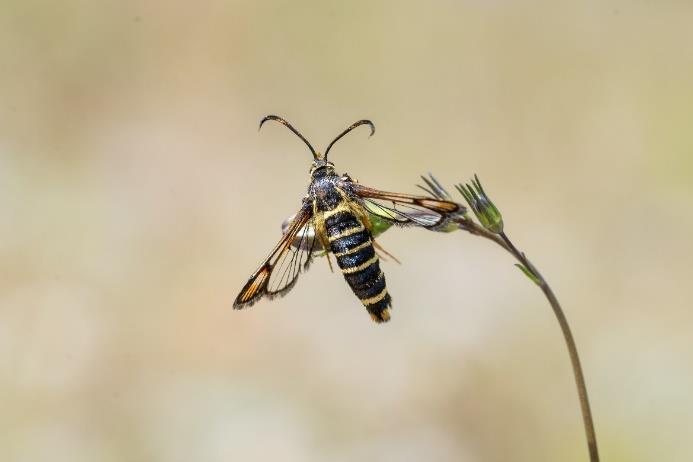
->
233, 115, 465, 322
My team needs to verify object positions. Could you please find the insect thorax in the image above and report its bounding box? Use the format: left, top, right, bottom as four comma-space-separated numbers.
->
310, 174, 347, 212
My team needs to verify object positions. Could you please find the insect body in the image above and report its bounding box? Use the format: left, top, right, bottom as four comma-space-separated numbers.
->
312, 170, 392, 321
233, 115, 464, 323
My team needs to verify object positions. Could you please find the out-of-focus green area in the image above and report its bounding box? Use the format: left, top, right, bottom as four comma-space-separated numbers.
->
1, 1, 692, 461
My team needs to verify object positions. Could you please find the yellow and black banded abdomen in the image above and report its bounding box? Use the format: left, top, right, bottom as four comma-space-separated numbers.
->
325, 210, 392, 322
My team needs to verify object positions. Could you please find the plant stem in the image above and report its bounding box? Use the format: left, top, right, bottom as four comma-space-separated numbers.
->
455, 217, 599, 462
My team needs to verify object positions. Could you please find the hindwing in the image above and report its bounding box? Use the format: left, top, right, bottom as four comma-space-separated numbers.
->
234, 201, 316, 309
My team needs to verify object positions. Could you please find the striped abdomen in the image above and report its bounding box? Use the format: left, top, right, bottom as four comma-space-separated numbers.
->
325, 210, 392, 322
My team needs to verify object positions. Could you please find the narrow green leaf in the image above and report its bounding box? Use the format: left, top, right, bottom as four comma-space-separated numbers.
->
515, 263, 541, 285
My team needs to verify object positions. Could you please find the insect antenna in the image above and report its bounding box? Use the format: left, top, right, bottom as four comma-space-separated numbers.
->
259, 115, 318, 160
324, 120, 375, 160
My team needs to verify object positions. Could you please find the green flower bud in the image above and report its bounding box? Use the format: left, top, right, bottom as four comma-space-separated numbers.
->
456, 174, 504, 234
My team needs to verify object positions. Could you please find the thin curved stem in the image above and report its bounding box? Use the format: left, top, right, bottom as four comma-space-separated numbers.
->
419, 173, 599, 460
454, 215, 510, 249
452, 216, 599, 461
497, 232, 599, 462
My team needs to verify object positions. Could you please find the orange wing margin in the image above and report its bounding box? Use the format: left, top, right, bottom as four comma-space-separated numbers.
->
349, 183, 463, 229
233, 202, 315, 309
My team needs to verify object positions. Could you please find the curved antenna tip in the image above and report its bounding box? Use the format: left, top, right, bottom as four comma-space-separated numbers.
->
258, 114, 281, 131
324, 119, 376, 159
257, 115, 318, 159
363, 120, 375, 137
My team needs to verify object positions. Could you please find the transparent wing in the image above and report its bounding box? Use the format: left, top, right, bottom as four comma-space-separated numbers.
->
282, 213, 324, 252
349, 183, 463, 229
234, 203, 316, 309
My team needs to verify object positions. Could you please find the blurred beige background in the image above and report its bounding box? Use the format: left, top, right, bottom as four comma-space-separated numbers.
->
1, 1, 692, 461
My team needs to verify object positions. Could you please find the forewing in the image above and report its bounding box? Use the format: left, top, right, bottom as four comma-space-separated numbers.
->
350, 183, 462, 229
234, 203, 316, 309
